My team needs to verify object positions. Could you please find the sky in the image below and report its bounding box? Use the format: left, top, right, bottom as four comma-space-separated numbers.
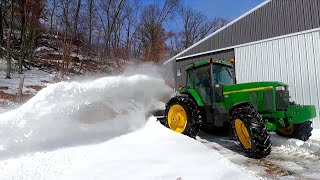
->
141, 0, 266, 31
183, 0, 266, 20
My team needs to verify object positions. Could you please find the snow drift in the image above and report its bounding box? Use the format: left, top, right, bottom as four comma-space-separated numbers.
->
0, 73, 171, 158
0, 117, 257, 180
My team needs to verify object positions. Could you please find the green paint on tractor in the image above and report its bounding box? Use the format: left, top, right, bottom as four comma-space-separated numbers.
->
179, 59, 316, 132
162, 58, 317, 158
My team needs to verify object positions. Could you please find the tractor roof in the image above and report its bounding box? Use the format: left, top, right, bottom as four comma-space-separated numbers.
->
186, 59, 233, 70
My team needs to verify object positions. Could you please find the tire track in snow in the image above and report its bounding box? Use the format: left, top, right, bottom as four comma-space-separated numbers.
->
197, 132, 320, 179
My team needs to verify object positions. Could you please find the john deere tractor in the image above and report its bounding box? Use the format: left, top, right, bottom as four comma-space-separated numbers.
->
160, 58, 317, 159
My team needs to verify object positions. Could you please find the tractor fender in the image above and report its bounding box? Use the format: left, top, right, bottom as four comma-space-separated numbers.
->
178, 92, 207, 124
179, 89, 204, 106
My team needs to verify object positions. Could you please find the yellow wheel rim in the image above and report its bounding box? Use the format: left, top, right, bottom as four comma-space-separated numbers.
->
235, 119, 251, 149
277, 124, 294, 135
168, 105, 187, 133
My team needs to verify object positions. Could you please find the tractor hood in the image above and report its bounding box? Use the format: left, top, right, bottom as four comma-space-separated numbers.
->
223, 81, 288, 94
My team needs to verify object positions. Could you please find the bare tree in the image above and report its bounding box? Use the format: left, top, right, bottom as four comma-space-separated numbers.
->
122, 0, 139, 60
0, 0, 230, 77
6, 0, 13, 79
60, 0, 71, 77
0, 1, 3, 47
73, 0, 82, 36
22, 0, 45, 69
88, 0, 94, 45
97, 0, 126, 58
179, 6, 228, 49
61, 0, 71, 34
49, 0, 58, 33
138, 0, 180, 63
18, 0, 27, 74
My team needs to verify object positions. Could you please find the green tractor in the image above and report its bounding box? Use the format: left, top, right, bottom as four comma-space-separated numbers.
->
160, 58, 317, 159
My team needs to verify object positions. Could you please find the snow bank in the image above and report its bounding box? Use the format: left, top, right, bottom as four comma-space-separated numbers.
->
270, 129, 320, 157
0, 117, 257, 180
311, 129, 320, 141
0, 74, 171, 158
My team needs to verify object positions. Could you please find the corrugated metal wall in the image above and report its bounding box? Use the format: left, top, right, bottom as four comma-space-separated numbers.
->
235, 30, 320, 128
176, 50, 235, 88
181, 0, 320, 58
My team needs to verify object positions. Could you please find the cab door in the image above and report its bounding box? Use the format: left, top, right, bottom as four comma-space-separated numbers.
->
192, 65, 211, 104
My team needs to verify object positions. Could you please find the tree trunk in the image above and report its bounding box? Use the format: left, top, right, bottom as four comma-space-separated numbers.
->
19, 0, 27, 74
16, 74, 25, 102
0, 1, 3, 46
50, 0, 56, 34
28, 29, 36, 69
6, 1, 13, 79
62, 0, 71, 78
19, 25, 25, 74
73, 0, 81, 36
88, 0, 93, 45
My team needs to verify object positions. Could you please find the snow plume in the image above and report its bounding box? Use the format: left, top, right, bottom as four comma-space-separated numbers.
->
0, 65, 171, 159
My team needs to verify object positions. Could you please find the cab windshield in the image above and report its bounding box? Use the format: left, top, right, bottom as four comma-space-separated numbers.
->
213, 64, 234, 86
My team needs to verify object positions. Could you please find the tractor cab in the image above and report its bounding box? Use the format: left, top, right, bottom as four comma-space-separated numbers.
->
182, 59, 236, 130
185, 58, 235, 104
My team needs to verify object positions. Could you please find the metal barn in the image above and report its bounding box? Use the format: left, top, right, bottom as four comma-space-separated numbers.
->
164, 0, 320, 128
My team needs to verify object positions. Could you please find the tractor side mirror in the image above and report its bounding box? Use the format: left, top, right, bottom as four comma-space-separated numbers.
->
215, 84, 224, 102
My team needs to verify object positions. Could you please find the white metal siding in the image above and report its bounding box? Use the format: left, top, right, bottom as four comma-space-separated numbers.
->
235, 30, 320, 128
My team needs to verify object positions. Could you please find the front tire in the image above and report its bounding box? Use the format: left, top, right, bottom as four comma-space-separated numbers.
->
230, 103, 272, 159
161, 96, 203, 138
276, 121, 313, 141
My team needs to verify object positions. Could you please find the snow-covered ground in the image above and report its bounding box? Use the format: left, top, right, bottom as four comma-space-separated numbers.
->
0, 72, 257, 180
0, 117, 257, 180
0, 69, 56, 94
198, 126, 320, 179
0, 59, 57, 106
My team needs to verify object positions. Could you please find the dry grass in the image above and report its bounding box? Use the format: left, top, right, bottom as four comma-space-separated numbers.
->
0, 91, 16, 101
25, 85, 45, 91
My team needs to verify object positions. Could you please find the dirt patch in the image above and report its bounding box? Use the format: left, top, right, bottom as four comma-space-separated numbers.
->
0, 86, 9, 90
0, 91, 16, 101
25, 85, 45, 91
246, 159, 294, 177
41, 80, 50, 83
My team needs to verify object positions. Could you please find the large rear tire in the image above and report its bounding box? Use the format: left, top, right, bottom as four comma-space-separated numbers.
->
230, 103, 272, 159
161, 96, 203, 138
276, 121, 313, 141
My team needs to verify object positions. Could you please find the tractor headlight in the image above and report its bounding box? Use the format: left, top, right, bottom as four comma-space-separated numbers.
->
276, 86, 285, 91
